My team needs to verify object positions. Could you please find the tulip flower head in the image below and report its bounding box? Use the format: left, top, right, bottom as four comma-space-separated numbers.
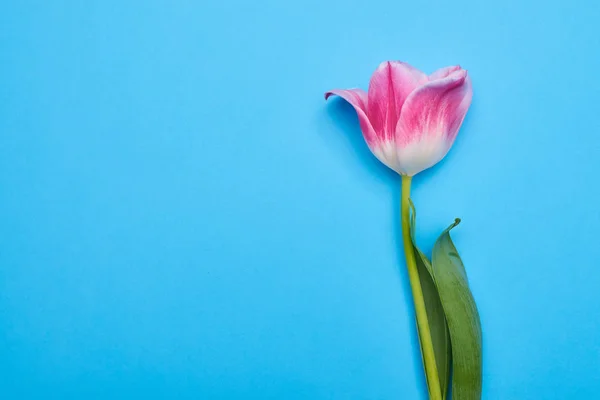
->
326, 61, 472, 176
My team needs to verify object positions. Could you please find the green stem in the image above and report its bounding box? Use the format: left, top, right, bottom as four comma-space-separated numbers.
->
401, 175, 442, 400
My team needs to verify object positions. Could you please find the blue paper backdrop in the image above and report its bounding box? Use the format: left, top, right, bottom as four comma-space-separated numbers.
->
1, 0, 599, 399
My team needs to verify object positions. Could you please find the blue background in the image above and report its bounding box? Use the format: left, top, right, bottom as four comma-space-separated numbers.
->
1, 0, 599, 399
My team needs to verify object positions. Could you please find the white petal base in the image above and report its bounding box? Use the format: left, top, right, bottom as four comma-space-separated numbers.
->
372, 140, 400, 173
395, 132, 450, 176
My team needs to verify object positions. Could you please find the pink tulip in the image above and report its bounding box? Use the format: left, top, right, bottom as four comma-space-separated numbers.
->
326, 61, 472, 176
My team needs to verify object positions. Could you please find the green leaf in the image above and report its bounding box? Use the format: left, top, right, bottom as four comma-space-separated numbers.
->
432, 219, 482, 400
409, 201, 451, 400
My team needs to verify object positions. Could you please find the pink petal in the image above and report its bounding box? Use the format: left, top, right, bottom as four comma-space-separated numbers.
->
396, 69, 472, 146
429, 65, 461, 81
325, 89, 378, 145
394, 69, 472, 175
367, 61, 427, 141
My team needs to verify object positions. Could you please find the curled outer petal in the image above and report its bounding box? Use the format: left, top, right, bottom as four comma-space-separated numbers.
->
325, 89, 377, 145
325, 88, 397, 171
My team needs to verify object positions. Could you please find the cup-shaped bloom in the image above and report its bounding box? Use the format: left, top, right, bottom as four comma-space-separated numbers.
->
326, 61, 472, 176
